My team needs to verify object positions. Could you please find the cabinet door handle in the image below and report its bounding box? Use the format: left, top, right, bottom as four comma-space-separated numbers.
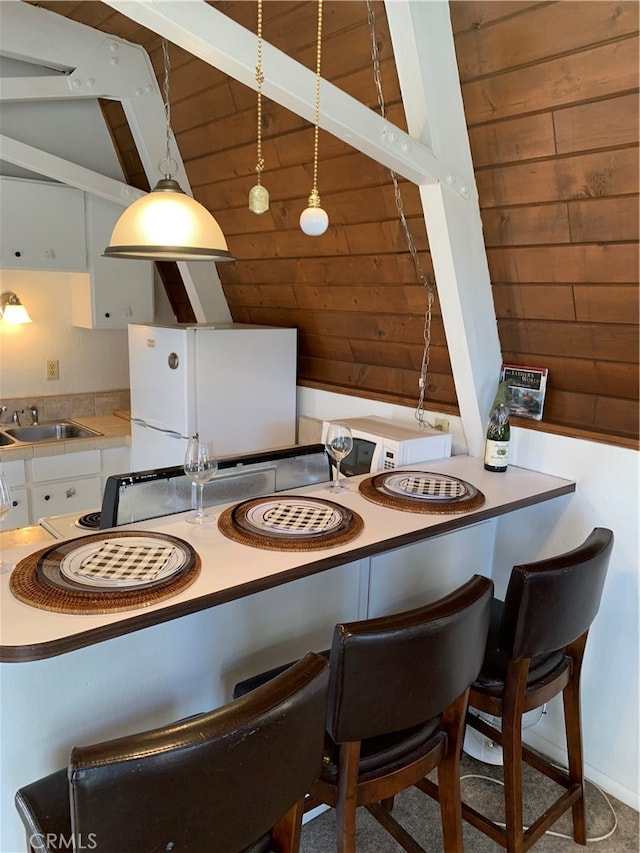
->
66, 487, 76, 499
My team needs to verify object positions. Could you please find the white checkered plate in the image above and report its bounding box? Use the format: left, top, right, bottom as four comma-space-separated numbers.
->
244, 498, 345, 537
59, 537, 188, 588
381, 472, 469, 501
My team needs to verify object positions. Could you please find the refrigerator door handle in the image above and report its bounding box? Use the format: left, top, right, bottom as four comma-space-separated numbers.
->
131, 418, 191, 441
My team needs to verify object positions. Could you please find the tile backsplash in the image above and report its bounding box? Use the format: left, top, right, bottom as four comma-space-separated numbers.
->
0, 390, 130, 424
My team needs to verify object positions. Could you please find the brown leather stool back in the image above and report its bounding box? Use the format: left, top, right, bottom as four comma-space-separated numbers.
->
326, 574, 494, 744
312, 574, 494, 853
499, 527, 612, 662
16, 652, 329, 853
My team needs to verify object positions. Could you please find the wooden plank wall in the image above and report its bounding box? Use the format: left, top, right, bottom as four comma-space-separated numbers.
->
30, 1, 639, 444
451, 1, 639, 442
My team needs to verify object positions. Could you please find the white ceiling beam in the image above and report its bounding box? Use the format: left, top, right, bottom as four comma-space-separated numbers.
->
102, 0, 472, 198
0, 0, 102, 70
0, 76, 82, 102
385, 0, 502, 456
0, 134, 144, 205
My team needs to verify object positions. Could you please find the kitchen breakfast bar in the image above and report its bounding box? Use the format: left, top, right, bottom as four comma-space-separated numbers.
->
0, 455, 575, 852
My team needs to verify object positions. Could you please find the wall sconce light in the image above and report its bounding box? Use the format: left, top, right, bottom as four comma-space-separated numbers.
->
104, 40, 233, 263
0, 292, 32, 325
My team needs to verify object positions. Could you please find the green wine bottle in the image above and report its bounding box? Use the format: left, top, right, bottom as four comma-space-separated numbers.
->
484, 380, 511, 472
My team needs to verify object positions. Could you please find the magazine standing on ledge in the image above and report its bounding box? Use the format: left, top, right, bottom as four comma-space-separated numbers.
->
500, 364, 548, 421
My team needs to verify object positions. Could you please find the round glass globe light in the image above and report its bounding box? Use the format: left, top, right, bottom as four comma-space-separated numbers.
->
300, 205, 329, 236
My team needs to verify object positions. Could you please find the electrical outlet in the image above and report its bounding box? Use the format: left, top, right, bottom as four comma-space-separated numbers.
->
434, 417, 449, 433
46, 359, 59, 380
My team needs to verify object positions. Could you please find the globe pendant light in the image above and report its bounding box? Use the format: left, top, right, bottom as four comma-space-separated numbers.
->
300, 0, 328, 237
249, 0, 269, 215
104, 40, 233, 262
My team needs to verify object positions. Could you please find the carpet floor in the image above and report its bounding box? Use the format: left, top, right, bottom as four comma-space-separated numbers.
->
300, 753, 639, 852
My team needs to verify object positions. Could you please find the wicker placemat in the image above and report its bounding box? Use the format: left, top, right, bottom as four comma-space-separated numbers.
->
359, 471, 485, 514
10, 531, 201, 615
218, 495, 364, 551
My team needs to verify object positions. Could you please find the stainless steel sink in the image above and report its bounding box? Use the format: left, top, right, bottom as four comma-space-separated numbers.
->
0, 432, 16, 446
4, 421, 102, 443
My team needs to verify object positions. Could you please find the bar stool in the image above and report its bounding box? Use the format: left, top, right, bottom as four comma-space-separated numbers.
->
235, 574, 494, 853
421, 527, 614, 853
15, 652, 329, 853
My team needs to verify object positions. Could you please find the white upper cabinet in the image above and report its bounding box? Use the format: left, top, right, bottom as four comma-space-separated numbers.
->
0, 177, 86, 271
71, 194, 154, 329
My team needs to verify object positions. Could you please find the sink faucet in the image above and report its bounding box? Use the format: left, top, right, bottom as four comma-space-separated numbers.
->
0, 405, 6, 423
28, 405, 39, 425
12, 409, 24, 425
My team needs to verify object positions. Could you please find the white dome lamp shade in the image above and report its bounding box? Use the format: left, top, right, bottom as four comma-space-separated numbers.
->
103, 178, 234, 262
104, 38, 233, 263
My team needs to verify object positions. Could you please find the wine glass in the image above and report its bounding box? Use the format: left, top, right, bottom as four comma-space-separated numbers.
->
184, 438, 218, 524
0, 471, 13, 572
324, 423, 353, 494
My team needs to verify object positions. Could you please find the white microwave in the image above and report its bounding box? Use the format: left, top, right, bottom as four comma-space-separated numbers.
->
321, 416, 452, 476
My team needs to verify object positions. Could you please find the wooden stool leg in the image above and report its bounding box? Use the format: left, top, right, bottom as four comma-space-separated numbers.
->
502, 662, 529, 853
564, 639, 587, 845
272, 799, 304, 853
437, 691, 467, 853
335, 742, 360, 853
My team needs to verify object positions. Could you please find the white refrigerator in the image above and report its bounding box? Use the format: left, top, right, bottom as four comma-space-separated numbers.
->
128, 323, 297, 470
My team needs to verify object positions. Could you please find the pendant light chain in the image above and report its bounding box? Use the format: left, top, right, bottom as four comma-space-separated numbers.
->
249, 0, 270, 213
255, 0, 264, 185
299, 0, 328, 235
366, 1, 435, 430
160, 39, 177, 179
310, 0, 323, 203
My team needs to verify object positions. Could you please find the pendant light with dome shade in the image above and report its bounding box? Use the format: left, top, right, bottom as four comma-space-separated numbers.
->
299, 0, 328, 237
104, 40, 233, 262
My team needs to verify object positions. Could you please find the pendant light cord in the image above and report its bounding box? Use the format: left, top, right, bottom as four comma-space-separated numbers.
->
160, 39, 177, 179
366, 2, 435, 430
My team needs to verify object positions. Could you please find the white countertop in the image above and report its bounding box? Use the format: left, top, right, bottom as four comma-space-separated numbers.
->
0, 456, 575, 661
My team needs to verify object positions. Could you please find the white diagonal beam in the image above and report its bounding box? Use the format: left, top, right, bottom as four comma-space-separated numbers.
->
0, 135, 144, 205
0, 0, 101, 69
385, 0, 501, 456
102, 0, 473, 198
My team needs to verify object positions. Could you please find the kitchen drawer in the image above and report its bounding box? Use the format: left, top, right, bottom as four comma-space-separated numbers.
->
1, 459, 26, 488
31, 451, 101, 483
0, 487, 29, 531
31, 477, 101, 520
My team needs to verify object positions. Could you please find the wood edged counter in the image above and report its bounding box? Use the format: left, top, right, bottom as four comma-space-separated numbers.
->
0, 455, 575, 662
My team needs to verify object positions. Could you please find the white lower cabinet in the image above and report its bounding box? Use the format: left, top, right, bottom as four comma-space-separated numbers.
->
31, 476, 102, 520
0, 459, 29, 531
2, 488, 30, 530
30, 450, 102, 522
0, 446, 131, 528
